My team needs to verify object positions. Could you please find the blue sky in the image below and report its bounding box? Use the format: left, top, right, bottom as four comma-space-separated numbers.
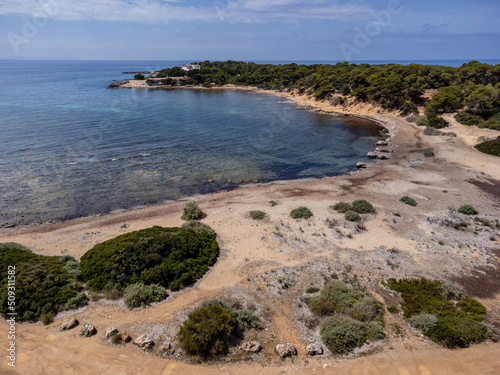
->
0, 0, 499, 61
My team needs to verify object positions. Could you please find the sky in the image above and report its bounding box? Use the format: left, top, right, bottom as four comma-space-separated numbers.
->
0, 0, 499, 61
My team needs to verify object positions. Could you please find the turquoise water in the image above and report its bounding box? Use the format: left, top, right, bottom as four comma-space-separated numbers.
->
0, 60, 384, 226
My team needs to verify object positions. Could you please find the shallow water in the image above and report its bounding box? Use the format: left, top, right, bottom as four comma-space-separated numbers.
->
0, 60, 383, 226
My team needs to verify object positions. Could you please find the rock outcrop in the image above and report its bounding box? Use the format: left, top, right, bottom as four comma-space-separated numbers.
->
240, 341, 262, 353
80, 323, 97, 337
59, 317, 79, 331
306, 343, 324, 356
275, 343, 297, 358
133, 334, 155, 350
105, 327, 119, 338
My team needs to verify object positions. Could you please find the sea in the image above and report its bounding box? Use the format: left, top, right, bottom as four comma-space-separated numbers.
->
0, 59, 497, 227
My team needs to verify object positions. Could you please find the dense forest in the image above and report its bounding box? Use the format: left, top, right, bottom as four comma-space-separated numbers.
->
152, 61, 500, 131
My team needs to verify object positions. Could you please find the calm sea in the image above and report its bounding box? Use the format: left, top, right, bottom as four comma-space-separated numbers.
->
0, 59, 418, 227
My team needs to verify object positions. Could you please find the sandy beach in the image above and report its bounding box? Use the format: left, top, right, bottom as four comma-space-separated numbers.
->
1, 87, 500, 375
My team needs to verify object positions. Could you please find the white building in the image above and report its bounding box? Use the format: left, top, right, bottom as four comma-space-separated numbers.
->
181, 63, 201, 71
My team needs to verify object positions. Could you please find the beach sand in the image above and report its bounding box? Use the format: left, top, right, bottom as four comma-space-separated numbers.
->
1, 87, 500, 374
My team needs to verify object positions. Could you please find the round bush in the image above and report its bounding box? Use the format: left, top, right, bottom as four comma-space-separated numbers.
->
332, 202, 352, 213
123, 283, 167, 309
351, 200, 375, 214
406, 114, 419, 123
290, 206, 313, 219
181, 201, 207, 221
416, 116, 429, 126
399, 196, 417, 206
236, 309, 262, 330
80, 226, 219, 292
178, 305, 238, 357
457, 205, 478, 215
249, 210, 267, 220
345, 210, 361, 222
321, 315, 376, 354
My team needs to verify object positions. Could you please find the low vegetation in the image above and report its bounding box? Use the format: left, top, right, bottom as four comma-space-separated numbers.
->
122, 283, 167, 309
307, 281, 385, 354
474, 136, 500, 156
423, 149, 435, 157
181, 201, 207, 221
290, 207, 313, 219
178, 299, 262, 358
458, 205, 479, 215
386, 278, 498, 348
249, 210, 267, 220
0, 243, 87, 322
345, 210, 361, 222
400, 196, 417, 206
320, 315, 384, 354
351, 200, 375, 214
80, 226, 219, 293
332, 202, 352, 213
178, 305, 238, 358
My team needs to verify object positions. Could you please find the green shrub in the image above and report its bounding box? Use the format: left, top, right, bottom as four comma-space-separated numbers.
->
400, 102, 419, 117
320, 315, 384, 354
415, 116, 429, 126
345, 210, 361, 222
351, 200, 375, 214
386, 278, 493, 348
111, 333, 123, 345
181, 221, 216, 236
307, 296, 335, 315
475, 137, 500, 156
40, 312, 55, 325
399, 196, 417, 206
290, 207, 313, 219
349, 296, 384, 322
427, 115, 449, 129
269, 201, 278, 207
236, 309, 262, 330
332, 202, 352, 213
426, 316, 488, 348
178, 305, 238, 357
423, 149, 435, 157
306, 287, 320, 294
195, 299, 231, 311
181, 201, 207, 221
408, 313, 438, 332
80, 226, 219, 292
123, 283, 167, 309
249, 211, 266, 220
387, 305, 399, 314
134, 73, 145, 80
406, 114, 420, 123
455, 111, 484, 126
0, 243, 87, 322
457, 205, 478, 215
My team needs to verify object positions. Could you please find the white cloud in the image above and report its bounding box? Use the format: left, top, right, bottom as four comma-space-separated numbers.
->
0, 0, 374, 23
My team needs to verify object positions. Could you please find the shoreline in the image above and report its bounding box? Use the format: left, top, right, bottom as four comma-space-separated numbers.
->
0, 85, 391, 230
2, 82, 500, 374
